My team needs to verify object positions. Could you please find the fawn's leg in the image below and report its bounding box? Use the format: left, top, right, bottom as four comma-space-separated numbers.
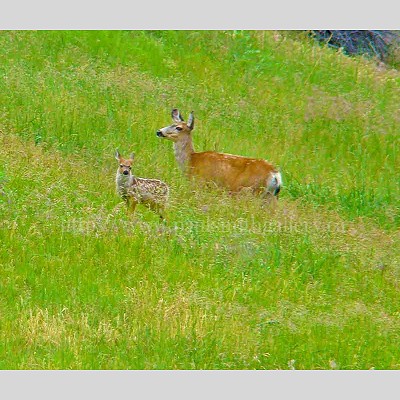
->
148, 202, 167, 222
127, 198, 138, 216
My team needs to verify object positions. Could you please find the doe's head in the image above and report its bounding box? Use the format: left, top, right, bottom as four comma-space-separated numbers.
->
115, 149, 135, 176
156, 108, 194, 142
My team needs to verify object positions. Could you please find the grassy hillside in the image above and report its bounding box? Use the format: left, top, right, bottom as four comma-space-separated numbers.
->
0, 31, 399, 369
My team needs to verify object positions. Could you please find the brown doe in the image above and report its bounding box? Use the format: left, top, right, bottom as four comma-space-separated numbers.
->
156, 109, 282, 199
115, 150, 169, 220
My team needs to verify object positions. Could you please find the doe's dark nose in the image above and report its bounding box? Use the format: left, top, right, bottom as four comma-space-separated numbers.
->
123, 170, 129, 175
156, 130, 163, 137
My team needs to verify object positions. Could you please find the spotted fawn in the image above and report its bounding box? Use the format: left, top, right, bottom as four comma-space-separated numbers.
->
115, 150, 169, 220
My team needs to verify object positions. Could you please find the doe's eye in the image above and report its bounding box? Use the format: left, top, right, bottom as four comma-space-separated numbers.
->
176, 126, 183, 131
128, 166, 131, 170
119, 164, 123, 168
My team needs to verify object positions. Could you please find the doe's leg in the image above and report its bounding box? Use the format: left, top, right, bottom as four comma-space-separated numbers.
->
261, 191, 278, 210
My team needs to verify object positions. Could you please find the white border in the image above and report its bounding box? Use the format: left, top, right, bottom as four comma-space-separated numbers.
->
0, 2, 399, 399
0, 0, 398, 29
1, 370, 399, 399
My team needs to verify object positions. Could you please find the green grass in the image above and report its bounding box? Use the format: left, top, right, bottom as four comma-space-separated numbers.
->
0, 31, 399, 369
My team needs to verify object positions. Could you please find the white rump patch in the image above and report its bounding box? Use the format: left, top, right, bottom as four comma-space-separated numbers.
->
266, 171, 282, 196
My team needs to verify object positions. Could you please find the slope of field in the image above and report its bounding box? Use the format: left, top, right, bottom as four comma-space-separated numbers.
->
0, 31, 399, 369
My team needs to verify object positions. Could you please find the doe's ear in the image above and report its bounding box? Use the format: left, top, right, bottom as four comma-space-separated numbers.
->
171, 108, 184, 123
187, 111, 194, 130
115, 149, 121, 161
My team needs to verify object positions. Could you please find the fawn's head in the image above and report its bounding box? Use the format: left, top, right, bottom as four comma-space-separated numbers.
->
115, 150, 135, 176
156, 109, 194, 142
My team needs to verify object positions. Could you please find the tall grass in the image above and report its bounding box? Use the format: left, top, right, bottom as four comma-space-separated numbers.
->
0, 31, 398, 227
0, 31, 399, 369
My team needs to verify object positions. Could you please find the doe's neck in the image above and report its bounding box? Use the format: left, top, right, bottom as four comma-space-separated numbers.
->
173, 134, 195, 171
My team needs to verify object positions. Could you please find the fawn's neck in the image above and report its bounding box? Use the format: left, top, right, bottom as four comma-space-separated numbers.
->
173, 134, 195, 171
116, 171, 136, 197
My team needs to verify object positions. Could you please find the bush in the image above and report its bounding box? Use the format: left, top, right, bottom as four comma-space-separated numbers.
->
311, 30, 399, 63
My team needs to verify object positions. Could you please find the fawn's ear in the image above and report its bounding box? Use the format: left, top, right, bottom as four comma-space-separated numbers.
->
129, 153, 135, 161
171, 108, 184, 123
115, 149, 121, 161
187, 111, 194, 130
